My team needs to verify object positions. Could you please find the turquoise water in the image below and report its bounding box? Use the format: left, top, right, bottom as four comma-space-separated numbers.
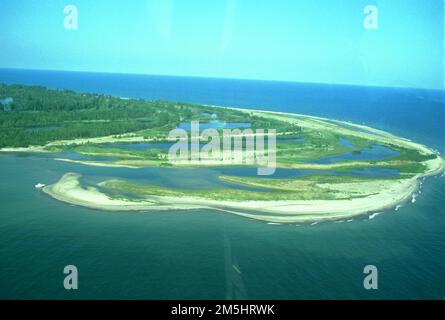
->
177, 120, 251, 131
0, 69, 444, 299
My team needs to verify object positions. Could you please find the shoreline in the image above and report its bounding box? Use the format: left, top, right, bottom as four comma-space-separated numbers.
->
41, 170, 433, 224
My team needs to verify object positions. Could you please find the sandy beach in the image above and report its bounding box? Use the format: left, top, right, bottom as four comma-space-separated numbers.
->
42, 168, 434, 223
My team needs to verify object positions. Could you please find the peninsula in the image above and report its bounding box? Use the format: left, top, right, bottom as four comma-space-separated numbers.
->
1, 84, 443, 223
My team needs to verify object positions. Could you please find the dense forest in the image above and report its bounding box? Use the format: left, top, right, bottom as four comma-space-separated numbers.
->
0, 84, 300, 147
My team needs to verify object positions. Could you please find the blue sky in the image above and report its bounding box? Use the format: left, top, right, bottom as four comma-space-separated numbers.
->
0, 0, 443, 89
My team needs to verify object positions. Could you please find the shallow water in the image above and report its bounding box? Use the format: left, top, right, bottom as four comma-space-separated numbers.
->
312, 144, 400, 164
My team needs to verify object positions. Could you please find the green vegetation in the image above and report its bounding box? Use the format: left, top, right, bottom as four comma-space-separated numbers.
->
101, 175, 357, 202
0, 84, 176, 147
72, 144, 167, 160
3, 83, 428, 172
0, 84, 300, 148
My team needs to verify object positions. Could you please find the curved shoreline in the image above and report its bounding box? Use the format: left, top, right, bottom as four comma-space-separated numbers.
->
41, 169, 438, 224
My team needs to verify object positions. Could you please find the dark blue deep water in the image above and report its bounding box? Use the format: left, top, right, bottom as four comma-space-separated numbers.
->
0, 69, 444, 300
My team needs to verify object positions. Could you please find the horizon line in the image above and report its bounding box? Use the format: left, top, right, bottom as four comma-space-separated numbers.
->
0, 67, 443, 92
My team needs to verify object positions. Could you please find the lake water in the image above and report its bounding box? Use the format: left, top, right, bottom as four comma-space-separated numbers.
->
312, 144, 400, 164
0, 69, 444, 299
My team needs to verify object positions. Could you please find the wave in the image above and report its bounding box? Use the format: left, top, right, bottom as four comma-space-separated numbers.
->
369, 212, 383, 220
